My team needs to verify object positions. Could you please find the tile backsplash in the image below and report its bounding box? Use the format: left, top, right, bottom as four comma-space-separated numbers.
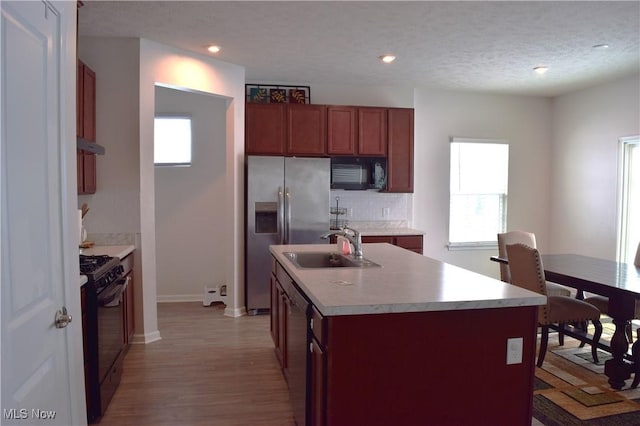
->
329, 190, 412, 225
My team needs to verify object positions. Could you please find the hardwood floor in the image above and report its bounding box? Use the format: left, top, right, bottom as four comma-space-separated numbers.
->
99, 302, 295, 426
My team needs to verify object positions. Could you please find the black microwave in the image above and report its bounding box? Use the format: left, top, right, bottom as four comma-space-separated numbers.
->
330, 157, 386, 190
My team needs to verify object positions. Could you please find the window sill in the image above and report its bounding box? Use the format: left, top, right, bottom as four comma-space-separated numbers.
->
447, 242, 498, 251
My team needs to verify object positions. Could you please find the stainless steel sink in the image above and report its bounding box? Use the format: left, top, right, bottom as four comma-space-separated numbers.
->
283, 252, 381, 269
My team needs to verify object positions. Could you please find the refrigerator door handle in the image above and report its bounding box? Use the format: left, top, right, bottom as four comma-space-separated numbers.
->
277, 187, 285, 244
285, 187, 291, 244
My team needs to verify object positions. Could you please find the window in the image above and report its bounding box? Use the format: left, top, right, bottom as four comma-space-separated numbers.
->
618, 136, 640, 263
154, 116, 192, 166
448, 138, 509, 249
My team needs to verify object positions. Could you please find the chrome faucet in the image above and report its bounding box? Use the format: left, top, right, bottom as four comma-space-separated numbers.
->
321, 226, 363, 259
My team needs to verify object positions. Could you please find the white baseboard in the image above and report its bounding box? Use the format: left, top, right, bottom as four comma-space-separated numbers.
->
157, 294, 203, 303
130, 330, 161, 345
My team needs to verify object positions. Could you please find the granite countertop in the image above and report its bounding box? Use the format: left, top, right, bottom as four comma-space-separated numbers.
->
270, 243, 545, 317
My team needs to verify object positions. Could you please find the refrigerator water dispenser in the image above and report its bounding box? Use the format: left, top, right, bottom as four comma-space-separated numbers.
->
255, 202, 278, 234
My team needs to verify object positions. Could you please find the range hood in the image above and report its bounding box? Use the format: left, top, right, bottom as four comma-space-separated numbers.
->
77, 138, 105, 155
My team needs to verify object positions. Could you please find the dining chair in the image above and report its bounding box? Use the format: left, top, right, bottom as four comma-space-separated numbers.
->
506, 243, 603, 367
583, 242, 640, 343
497, 231, 572, 297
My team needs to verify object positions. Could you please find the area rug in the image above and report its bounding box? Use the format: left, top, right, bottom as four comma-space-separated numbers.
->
533, 330, 640, 425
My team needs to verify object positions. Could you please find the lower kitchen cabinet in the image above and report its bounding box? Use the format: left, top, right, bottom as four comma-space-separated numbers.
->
120, 253, 135, 346
270, 261, 287, 371
271, 256, 537, 426
361, 234, 423, 254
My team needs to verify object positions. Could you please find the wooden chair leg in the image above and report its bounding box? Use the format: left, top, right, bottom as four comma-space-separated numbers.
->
626, 321, 633, 344
558, 323, 564, 346
537, 326, 549, 367
579, 321, 588, 348
591, 319, 603, 364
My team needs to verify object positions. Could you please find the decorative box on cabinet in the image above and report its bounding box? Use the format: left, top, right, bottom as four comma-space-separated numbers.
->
77, 60, 96, 194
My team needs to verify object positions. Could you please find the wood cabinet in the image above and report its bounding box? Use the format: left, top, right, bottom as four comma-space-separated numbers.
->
326, 106, 357, 155
246, 103, 327, 156
271, 256, 537, 426
77, 60, 96, 194
245, 103, 286, 155
309, 307, 326, 426
245, 102, 414, 192
327, 106, 388, 156
361, 234, 423, 254
121, 254, 135, 347
270, 260, 288, 372
310, 307, 537, 426
386, 108, 414, 192
358, 107, 387, 156
287, 104, 326, 156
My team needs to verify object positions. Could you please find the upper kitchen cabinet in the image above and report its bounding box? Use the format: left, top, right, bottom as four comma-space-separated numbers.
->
358, 107, 387, 156
77, 60, 96, 194
386, 108, 414, 193
286, 104, 327, 156
245, 103, 286, 155
327, 106, 357, 155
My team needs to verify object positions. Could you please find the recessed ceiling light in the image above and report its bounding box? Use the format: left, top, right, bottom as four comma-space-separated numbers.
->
207, 45, 221, 54
379, 55, 396, 64
533, 65, 548, 75
592, 43, 610, 50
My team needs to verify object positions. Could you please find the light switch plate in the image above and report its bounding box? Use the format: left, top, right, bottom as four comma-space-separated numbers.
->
506, 337, 523, 365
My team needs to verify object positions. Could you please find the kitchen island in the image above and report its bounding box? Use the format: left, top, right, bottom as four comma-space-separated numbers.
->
269, 243, 546, 426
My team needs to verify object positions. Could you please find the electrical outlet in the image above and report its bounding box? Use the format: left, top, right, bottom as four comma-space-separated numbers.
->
382, 207, 390, 218
506, 337, 523, 365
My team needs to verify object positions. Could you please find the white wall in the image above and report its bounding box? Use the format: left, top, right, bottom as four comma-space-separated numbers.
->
139, 39, 246, 322
412, 89, 553, 278
77, 37, 146, 339
154, 86, 228, 300
78, 38, 140, 233
549, 74, 640, 259
78, 37, 245, 345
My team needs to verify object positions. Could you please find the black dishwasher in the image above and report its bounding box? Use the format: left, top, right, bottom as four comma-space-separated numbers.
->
285, 280, 310, 426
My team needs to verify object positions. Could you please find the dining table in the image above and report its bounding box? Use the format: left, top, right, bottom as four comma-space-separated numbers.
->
491, 253, 640, 390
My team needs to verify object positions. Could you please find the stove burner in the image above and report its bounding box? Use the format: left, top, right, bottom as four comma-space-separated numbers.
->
80, 254, 113, 275
80, 255, 122, 291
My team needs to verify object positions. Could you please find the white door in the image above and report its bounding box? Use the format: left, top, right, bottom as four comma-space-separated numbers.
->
1, 1, 84, 425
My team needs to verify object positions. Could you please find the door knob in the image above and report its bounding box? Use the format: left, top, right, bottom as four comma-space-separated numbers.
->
55, 306, 72, 328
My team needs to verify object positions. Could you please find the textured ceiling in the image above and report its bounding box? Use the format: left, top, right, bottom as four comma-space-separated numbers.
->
78, 1, 640, 97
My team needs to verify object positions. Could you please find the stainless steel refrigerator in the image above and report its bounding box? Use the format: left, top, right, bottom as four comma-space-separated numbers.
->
246, 155, 330, 314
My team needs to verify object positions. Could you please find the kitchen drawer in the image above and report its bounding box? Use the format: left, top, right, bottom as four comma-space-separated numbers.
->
395, 235, 423, 249
362, 236, 394, 244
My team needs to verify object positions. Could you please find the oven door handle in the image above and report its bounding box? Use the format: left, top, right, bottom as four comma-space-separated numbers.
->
100, 281, 126, 307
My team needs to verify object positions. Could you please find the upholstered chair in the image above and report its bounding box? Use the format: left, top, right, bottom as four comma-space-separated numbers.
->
506, 243, 603, 367
497, 231, 572, 297
583, 242, 640, 342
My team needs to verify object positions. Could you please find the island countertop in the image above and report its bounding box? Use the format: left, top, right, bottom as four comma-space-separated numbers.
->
270, 243, 546, 316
